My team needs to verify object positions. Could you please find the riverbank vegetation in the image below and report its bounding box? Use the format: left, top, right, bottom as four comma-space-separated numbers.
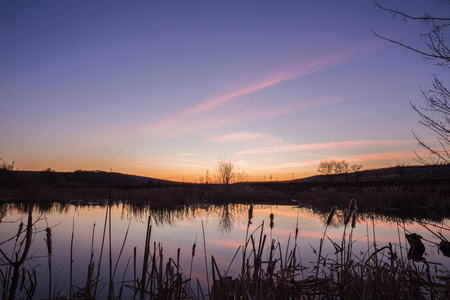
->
1, 165, 450, 221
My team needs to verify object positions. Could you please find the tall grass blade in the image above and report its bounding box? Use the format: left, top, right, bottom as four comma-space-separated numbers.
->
70, 217, 74, 300
201, 220, 210, 297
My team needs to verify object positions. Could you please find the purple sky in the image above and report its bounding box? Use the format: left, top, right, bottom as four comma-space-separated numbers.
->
1, 0, 447, 182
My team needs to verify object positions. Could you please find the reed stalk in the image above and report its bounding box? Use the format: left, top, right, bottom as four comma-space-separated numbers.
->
312, 205, 336, 299
201, 220, 210, 297
133, 246, 136, 291
108, 170, 113, 300
139, 216, 151, 300
7, 203, 34, 300
93, 206, 108, 298
112, 219, 131, 281
70, 217, 74, 300
118, 256, 131, 300
84, 222, 96, 299
44, 226, 52, 300
189, 236, 196, 280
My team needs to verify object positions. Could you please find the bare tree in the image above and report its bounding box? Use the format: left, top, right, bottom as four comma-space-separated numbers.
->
216, 158, 236, 184
341, 160, 351, 181
235, 169, 247, 183
411, 76, 450, 164
318, 160, 363, 181
373, 1, 450, 67
317, 160, 335, 181
350, 164, 363, 180
374, 1, 450, 164
317, 160, 343, 181
333, 161, 344, 176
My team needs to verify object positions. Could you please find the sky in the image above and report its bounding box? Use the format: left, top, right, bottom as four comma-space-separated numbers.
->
1, 0, 448, 182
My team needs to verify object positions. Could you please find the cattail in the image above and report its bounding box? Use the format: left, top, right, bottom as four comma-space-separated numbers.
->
191, 242, 196, 257
349, 199, 357, 213
248, 204, 253, 221
270, 213, 274, 229
189, 239, 197, 279
351, 211, 357, 228
344, 208, 350, 226
326, 206, 337, 226
16, 221, 24, 241
45, 227, 52, 255
45, 226, 53, 300
295, 227, 299, 239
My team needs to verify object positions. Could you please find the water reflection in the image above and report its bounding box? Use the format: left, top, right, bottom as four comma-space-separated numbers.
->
1, 201, 450, 299
216, 204, 242, 235
3, 200, 448, 228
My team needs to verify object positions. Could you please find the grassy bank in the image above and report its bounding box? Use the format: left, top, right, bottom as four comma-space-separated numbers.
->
1, 176, 450, 221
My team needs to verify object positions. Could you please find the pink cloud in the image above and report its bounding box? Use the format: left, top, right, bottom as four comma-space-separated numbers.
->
203, 96, 347, 128
239, 139, 415, 154
81, 39, 380, 147
143, 39, 378, 137
338, 149, 428, 163
210, 132, 277, 143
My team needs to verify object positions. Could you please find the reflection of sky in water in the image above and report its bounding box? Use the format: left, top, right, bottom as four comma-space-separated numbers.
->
1, 203, 449, 299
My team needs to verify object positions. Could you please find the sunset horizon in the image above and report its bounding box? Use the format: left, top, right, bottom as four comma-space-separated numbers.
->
1, 0, 446, 183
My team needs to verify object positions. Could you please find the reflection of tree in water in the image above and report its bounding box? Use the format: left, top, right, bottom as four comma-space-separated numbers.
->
120, 204, 217, 226
216, 204, 249, 236
121, 205, 191, 226
119, 203, 250, 232
0, 202, 7, 222
120, 203, 249, 233
10, 201, 443, 230
316, 209, 426, 229
9, 201, 74, 215
216, 204, 235, 235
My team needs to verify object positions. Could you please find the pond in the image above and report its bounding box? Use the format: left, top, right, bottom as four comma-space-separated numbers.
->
1, 202, 449, 299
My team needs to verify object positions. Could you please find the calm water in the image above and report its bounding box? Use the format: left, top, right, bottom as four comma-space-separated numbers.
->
1, 202, 450, 299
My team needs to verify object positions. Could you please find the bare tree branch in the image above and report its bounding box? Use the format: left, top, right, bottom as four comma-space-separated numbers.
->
374, 1, 450, 22
375, 1, 450, 165
216, 158, 236, 184
373, 1, 450, 67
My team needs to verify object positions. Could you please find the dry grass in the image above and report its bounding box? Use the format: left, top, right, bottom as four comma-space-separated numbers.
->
296, 185, 450, 221
1, 180, 449, 221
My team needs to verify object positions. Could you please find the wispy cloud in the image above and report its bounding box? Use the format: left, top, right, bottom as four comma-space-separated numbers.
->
338, 149, 428, 163
84, 39, 379, 148
239, 139, 415, 154
210, 132, 277, 143
202, 96, 347, 129
143, 39, 377, 137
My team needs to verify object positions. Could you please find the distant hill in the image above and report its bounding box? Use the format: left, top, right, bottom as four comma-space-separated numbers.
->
295, 164, 450, 182
8, 164, 450, 187
13, 170, 179, 186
